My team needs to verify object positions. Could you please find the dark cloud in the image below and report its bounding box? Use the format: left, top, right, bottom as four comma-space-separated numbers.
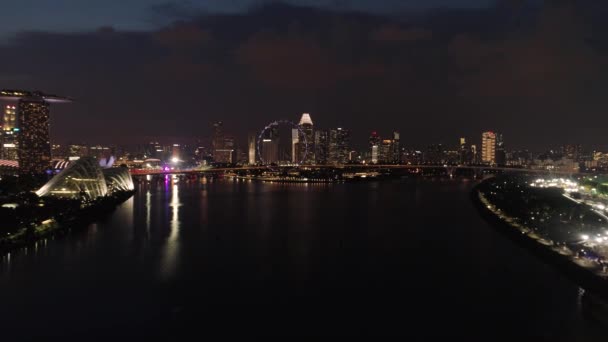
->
370, 26, 433, 42
1, 1, 607, 150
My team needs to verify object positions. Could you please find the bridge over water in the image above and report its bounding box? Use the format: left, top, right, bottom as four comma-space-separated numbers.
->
130, 164, 578, 177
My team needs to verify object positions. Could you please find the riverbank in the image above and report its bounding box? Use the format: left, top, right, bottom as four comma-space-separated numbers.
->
472, 178, 608, 324
0, 190, 135, 256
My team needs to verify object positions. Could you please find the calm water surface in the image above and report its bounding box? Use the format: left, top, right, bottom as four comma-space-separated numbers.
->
0, 177, 604, 339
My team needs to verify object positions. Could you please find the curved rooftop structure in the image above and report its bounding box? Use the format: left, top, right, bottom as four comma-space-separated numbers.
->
103, 167, 134, 193
36, 157, 133, 202
0, 89, 73, 103
299, 113, 313, 126
36, 157, 107, 200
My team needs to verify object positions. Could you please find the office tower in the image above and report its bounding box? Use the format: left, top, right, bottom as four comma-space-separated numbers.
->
470, 144, 478, 164
171, 144, 181, 161
215, 136, 235, 163
248, 134, 257, 165
481, 131, 497, 165
298, 113, 314, 164
1, 104, 19, 160
561, 144, 582, 161
1, 91, 71, 173
89, 145, 113, 161
18, 99, 51, 173
424, 144, 444, 164
212, 121, 224, 160
380, 139, 393, 163
495, 133, 505, 166
459, 137, 472, 165
314, 130, 329, 165
329, 127, 350, 165
261, 138, 279, 164
291, 128, 299, 163
392, 131, 400, 163
369, 131, 381, 164
3, 104, 16, 130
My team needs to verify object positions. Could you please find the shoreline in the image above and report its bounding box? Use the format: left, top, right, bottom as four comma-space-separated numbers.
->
0, 190, 135, 256
471, 180, 608, 323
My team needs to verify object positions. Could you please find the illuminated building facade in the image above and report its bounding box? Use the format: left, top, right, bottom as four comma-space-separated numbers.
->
248, 134, 256, 165
369, 131, 380, 164
291, 128, 299, 163
314, 130, 329, 165
18, 100, 52, 174
481, 131, 497, 165
262, 139, 279, 164
298, 113, 314, 164
0, 90, 71, 174
495, 133, 505, 166
3, 104, 16, 130
329, 127, 350, 165
1, 104, 18, 160
392, 131, 400, 163
212, 121, 224, 161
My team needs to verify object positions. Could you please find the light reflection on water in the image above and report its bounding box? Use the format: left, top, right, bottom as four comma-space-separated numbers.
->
160, 182, 181, 279
0, 177, 601, 339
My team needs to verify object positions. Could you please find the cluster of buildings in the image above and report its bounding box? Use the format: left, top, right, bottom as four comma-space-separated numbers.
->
0, 92, 604, 175
244, 114, 352, 166
0, 90, 71, 175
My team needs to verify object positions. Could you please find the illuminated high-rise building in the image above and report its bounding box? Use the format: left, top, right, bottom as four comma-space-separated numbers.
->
261, 138, 279, 164
248, 134, 257, 165
314, 130, 329, 165
369, 132, 380, 164
298, 113, 314, 164
3, 104, 16, 130
380, 140, 393, 163
214, 136, 235, 164
212, 121, 224, 161
291, 128, 299, 163
481, 131, 497, 165
19, 100, 51, 173
329, 127, 350, 165
471, 144, 479, 164
1, 105, 19, 160
0, 90, 71, 174
495, 133, 505, 166
459, 137, 472, 165
392, 131, 400, 163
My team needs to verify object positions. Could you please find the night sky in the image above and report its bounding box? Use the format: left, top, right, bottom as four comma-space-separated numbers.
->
1, 0, 606, 150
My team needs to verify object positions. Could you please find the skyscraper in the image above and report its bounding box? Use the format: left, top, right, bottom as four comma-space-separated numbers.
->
214, 136, 235, 164
459, 137, 472, 165
1, 104, 18, 160
424, 144, 445, 164
18, 100, 51, 174
212, 121, 224, 160
392, 131, 400, 163
298, 113, 314, 164
329, 128, 350, 165
369, 131, 380, 164
380, 140, 393, 163
248, 133, 257, 165
261, 138, 279, 164
495, 133, 505, 166
481, 131, 497, 165
314, 130, 329, 165
0, 90, 71, 174
291, 128, 299, 163
3, 104, 16, 130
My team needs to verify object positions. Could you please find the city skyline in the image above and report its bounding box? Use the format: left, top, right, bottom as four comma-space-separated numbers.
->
1, 1, 607, 149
